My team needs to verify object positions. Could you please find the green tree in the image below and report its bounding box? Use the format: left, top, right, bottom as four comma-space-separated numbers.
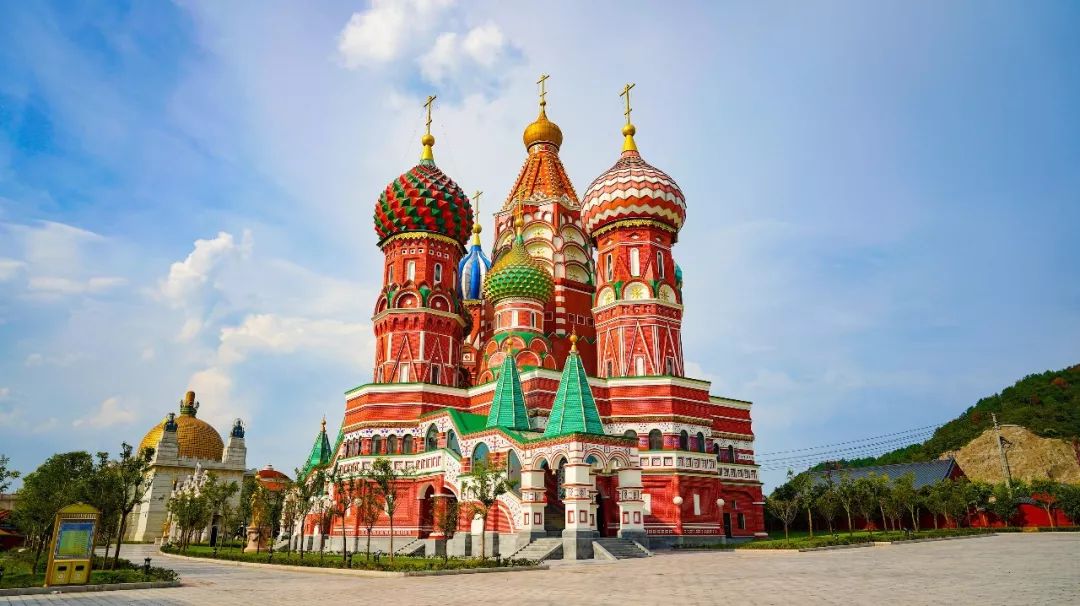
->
201, 473, 239, 549
369, 458, 410, 561
167, 488, 210, 551
352, 476, 382, 562
814, 479, 842, 533
1055, 484, 1080, 526
943, 480, 970, 527
434, 498, 459, 563
329, 468, 358, 563
256, 479, 291, 560
291, 468, 325, 560
0, 454, 19, 493
460, 458, 516, 559
892, 473, 920, 530
110, 442, 155, 569
863, 473, 892, 531
14, 451, 95, 573
922, 482, 949, 529
790, 472, 816, 538
81, 452, 122, 559
852, 476, 878, 534
836, 472, 860, 534
986, 481, 1022, 526
766, 471, 801, 540
1029, 478, 1062, 529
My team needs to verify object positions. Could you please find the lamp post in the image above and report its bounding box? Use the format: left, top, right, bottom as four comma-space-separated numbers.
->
717, 498, 726, 544
143, 557, 152, 579
672, 495, 684, 535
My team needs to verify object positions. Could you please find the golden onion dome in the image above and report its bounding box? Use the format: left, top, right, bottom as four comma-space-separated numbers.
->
522, 102, 563, 150
139, 391, 225, 461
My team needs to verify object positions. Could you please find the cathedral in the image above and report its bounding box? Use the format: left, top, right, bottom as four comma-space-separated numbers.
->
298, 81, 765, 559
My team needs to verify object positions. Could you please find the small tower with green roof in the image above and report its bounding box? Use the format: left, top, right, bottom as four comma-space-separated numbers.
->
486, 352, 530, 431
302, 417, 333, 479
544, 334, 604, 437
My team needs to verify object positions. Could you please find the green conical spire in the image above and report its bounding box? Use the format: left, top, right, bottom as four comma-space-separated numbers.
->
302, 417, 333, 478
544, 337, 604, 437
486, 354, 530, 431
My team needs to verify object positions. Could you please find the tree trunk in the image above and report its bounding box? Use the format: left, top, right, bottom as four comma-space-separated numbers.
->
1043, 505, 1056, 529
879, 505, 887, 533
846, 510, 853, 535
480, 512, 487, 559
112, 510, 129, 570
341, 516, 349, 563
389, 515, 395, 561
32, 533, 45, 575
366, 527, 372, 561
807, 508, 813, 538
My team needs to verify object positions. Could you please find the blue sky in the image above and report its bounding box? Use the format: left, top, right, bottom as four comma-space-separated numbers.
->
1, 1, 1078, 490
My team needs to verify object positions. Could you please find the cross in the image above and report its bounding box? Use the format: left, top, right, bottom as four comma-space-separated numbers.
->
423, 95, 437, 134
472, 190, 483, 217
620, 82, 635, 124
537, 73, 550, 106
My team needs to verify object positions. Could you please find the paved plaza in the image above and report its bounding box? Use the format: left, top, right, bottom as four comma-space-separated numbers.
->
3, 534, 1077, 605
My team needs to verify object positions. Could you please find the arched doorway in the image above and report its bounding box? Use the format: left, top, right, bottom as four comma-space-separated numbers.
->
540, 459, 565, 532
648, 429, 663, 450
418, 484, 435, 536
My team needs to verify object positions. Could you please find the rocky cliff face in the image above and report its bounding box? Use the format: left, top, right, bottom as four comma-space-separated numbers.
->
944, 425, 1080, 483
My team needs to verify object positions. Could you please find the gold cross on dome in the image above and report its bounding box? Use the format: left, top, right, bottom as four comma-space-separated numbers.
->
537, 73, 550, 106
423, 95, 437, 134
472, 190, 483, 217
620, 82, 635, 124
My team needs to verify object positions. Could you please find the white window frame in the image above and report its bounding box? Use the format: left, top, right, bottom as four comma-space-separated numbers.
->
605, 252, 613, 281
629, 248, 641, 277
634, 356, 646, 376
406, 260, 416, 282
399, 364, 410, 383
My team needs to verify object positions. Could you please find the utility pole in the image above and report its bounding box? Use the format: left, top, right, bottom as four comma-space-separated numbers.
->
992, 413, 1014, 492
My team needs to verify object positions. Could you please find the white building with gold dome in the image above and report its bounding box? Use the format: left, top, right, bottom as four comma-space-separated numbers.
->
125, 390, 249, 543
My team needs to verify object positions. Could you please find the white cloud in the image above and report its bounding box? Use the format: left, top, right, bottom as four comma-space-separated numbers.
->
418, 22, 510, 84
0, 406, 21, 428
72, 396, 135, 428
26, 275, 127, 296
337, 0, 455, 69
159, 230, 249, 306
24, 352, 88, 367
217, 314, 370, 366
0, 387, 9, 401
0, 258, 26, 281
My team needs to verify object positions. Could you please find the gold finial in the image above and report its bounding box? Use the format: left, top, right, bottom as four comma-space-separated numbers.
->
569, 330, 578, 353
620, 82, 638, 152
421, 94, 437, 161
321, 415, 327, 431
537, 73, 550, 108
513, 198, 524, 234
471, 190, 483, 242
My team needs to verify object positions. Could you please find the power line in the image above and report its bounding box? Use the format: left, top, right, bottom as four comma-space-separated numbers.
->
755, 423, 943, 457
758, 439, 935, 472
756, 431, 935, 465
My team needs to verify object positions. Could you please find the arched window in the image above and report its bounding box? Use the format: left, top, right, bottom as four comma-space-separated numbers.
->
727, 445, 736, 463
402, 434, 413, 454
605, 253, 613, 282
406, 260, 416, 281
507, 450, 522, 495
712, 443, 721, 460
629, 248, 640, 276
387, 435, 398, 455
678, 430, 689, 451
696, 432, 706, 453
623, 429, 638, 444
648, 429, 663, 451
387, 264, 394, 284
657, 251, 665, 279
446, 430, 461, 455
434, 263, 443, 284
372, 435, 383, 455
425, 425, 438, 451
472, 442, 489, 466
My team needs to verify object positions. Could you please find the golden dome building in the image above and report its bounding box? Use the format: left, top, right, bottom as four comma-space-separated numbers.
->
125, 391, 249, 543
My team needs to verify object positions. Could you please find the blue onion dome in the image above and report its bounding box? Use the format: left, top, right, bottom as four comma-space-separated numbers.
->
457, 223, 492, 301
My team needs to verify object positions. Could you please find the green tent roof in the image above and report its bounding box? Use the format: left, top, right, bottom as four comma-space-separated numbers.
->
486, 355, 530, 431
544, 348, 604, 437
302, 420, 333, 478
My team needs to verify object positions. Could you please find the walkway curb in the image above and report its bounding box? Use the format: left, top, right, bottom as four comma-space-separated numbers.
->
0, 580, 180, 597
157, 550, 548, 578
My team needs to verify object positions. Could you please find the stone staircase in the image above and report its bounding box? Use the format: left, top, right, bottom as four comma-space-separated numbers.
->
510, 537, 563, 562
593, 538, 651, 559
394, 538, 425, 556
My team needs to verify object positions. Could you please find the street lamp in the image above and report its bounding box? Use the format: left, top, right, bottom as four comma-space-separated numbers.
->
143, 557, 152, 579
717, 498, 725, 510
672, 496, 684, 506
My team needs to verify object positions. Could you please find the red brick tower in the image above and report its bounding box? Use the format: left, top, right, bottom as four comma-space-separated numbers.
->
581, 85, 688, 378
371, 97, 473, 386
493, 75, 597, 374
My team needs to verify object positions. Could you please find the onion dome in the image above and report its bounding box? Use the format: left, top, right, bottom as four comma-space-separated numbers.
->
483, 214, 554, 304
457, 223, 491, 301
140, 391, 224, 461
523, 101, 563, 150
255, 465, 291, 491
580, 122, 686, 241
373, 132, 473, 247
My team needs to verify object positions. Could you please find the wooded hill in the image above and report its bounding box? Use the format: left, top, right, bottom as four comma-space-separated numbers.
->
820, 364, 1080, 470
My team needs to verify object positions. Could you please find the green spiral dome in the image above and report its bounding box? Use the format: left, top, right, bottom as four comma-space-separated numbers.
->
483, 230, 554, 304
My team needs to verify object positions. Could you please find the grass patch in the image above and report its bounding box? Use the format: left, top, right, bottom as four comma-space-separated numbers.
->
161, 544, 537, 572
0, 549, 178, 589
735, 528, 999, 550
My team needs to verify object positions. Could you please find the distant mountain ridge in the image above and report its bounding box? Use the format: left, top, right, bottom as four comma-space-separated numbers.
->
819, 364, 1080, 470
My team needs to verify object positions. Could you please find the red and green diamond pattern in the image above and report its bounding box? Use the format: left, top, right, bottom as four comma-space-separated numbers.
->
374, 161, 473, 246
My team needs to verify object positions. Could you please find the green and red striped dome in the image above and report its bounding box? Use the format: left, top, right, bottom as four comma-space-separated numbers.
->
374, 158, 473, 246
